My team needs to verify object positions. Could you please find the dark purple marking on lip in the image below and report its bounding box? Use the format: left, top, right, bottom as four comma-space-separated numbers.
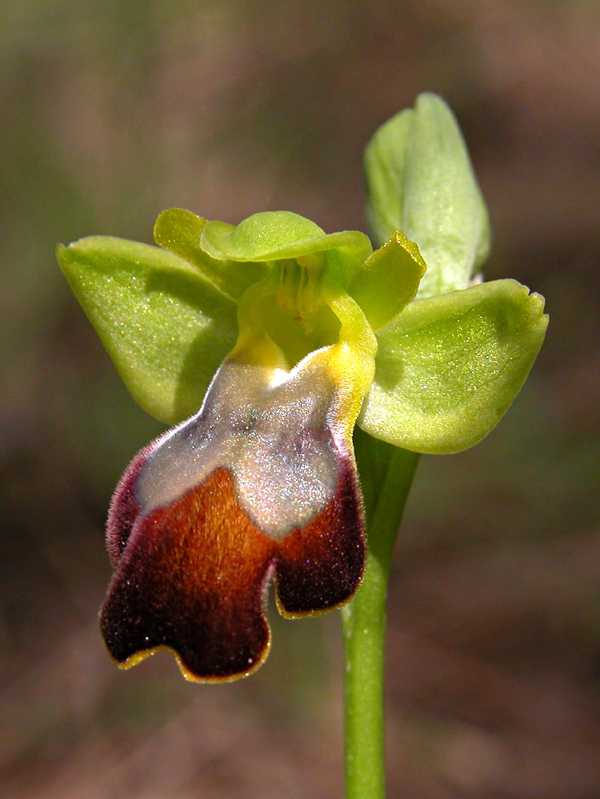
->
106, 444, 156, 568
276, 455, 364, 615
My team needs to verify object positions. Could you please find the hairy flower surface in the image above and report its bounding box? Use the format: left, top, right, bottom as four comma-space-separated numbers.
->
57, 96, 548, 682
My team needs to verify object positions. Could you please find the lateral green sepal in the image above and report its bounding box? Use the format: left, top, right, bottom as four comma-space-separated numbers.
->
349, 231, 426, 331
153, 208, 265, 299
358, 280, 548, 453
57, 236, 237, 424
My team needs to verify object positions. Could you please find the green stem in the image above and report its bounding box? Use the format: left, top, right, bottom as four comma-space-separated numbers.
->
342, 429, 419, 799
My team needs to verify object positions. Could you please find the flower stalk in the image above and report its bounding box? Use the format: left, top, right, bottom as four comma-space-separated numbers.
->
342, 431, 419, 799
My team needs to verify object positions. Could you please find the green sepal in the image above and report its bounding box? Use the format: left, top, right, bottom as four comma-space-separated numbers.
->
57, 236, 237, 425
349, 231, 426, 331
153, 208, 265, 299
358, 280, 548, 454
201, 210, 372, 284
365, 92, 491, 298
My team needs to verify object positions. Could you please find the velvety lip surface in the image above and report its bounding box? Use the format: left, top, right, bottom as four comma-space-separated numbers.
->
101, 461, 363, 682
102, 337, 368, 681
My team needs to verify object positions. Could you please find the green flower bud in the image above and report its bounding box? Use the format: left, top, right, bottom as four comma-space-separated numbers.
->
365, 92, 491, 298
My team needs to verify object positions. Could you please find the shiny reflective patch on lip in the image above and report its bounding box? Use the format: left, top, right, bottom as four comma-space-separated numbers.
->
102, 460, 363, 682
131, 351, 343, 541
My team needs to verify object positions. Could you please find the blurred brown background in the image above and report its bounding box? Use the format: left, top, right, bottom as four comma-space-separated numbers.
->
2, 1, 599, 797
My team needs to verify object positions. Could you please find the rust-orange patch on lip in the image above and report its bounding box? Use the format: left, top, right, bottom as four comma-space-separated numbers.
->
102, 467, 276, 681
102, 459, 364, 682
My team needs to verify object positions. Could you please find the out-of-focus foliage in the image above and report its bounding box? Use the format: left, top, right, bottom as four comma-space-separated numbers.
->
2, 1, 600, 797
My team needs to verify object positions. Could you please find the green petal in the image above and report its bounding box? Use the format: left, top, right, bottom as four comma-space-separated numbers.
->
201, 211, 372, 284
57, 236, 237, 424
365, 93, 491, 297
349, 231, 426, 330
359, 280, 548, 453
153, 208, 265, 300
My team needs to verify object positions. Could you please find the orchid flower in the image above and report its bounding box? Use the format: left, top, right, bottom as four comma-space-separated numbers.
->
57, 94, 547, 683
